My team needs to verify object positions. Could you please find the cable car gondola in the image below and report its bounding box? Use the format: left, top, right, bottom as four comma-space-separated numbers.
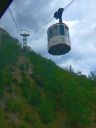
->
47, 8, 71, 55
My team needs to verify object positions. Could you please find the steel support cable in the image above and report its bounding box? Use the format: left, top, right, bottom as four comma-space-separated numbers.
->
64, 0, 77, 11
9, 7, 20, 33
44, 0, 77, 26
9, 0, 77, 32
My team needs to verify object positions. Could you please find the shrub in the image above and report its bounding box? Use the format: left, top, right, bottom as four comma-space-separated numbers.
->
12, 78, 18, 83
6, 99, 20, 113
0, 85, 4, 97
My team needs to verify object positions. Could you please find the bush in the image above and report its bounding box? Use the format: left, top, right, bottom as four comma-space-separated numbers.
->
19, 64, 26, 71
28, 89, 40, 107
17, 124, 29, 128
6, 99, 20, 113
38, 97, 55, 124
23, 114, 33, 122
9, 66, 15, 73
12, 78, 18, 83
0, 85, 4, 97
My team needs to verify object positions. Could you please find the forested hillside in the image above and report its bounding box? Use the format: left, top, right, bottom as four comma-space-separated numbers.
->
0, 28, 96, 128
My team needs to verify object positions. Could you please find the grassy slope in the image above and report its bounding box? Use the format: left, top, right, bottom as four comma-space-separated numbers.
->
0, 28, 96, 128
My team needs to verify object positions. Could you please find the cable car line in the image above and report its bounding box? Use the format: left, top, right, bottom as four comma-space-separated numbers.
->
8, 0, 77, 34
9, 7, 20, 33
64, 0, 77, 11
45, 0, 77, 27
8, 6, 31, 54
7, 0, 77, 56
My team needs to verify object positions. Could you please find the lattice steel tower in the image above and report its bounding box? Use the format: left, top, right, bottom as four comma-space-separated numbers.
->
20, 31, 30, 55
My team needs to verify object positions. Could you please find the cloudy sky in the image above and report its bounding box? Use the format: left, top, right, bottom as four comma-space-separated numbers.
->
0, 0, 96, 75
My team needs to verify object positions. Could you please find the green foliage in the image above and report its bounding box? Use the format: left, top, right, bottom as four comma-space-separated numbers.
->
0, 108, 6, 128
31, 74, 44, 88
62, 91, 93, 127
28, 88, 40, 106
17, 124, 29, 128
0, 33, 20, 68
28, 50, 96, 127
0, 85, 4, 97
0, 29, 96, 128
0, 68, 12, 86
23, 113, 33, 122
12, 77, 18, 83
38, 96, 55, 124
9, 66, 15, 73
6, 99, 20, 113
20, 75, 31, 98
19, 64, 26, 71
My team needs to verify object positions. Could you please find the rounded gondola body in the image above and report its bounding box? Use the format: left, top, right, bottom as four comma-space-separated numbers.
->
47, 23, 71, 55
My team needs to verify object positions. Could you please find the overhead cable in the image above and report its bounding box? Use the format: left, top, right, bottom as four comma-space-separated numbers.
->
64, 0, 77, 11
9, 7, 20, 33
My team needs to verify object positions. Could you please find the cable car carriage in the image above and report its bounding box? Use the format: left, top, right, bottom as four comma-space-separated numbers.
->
47, 8, 71, 55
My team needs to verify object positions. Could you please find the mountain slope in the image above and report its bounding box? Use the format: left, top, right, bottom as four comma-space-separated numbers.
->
0, 28, 96, 128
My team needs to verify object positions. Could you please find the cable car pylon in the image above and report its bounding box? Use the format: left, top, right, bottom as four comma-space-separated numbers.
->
20, 30, 30, 56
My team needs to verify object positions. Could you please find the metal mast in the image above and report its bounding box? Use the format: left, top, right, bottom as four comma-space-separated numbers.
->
20, 31, 30, 55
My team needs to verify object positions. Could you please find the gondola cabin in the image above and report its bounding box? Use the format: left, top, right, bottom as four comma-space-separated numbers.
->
47, 22, 71, 55
47, 8, 71, 55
